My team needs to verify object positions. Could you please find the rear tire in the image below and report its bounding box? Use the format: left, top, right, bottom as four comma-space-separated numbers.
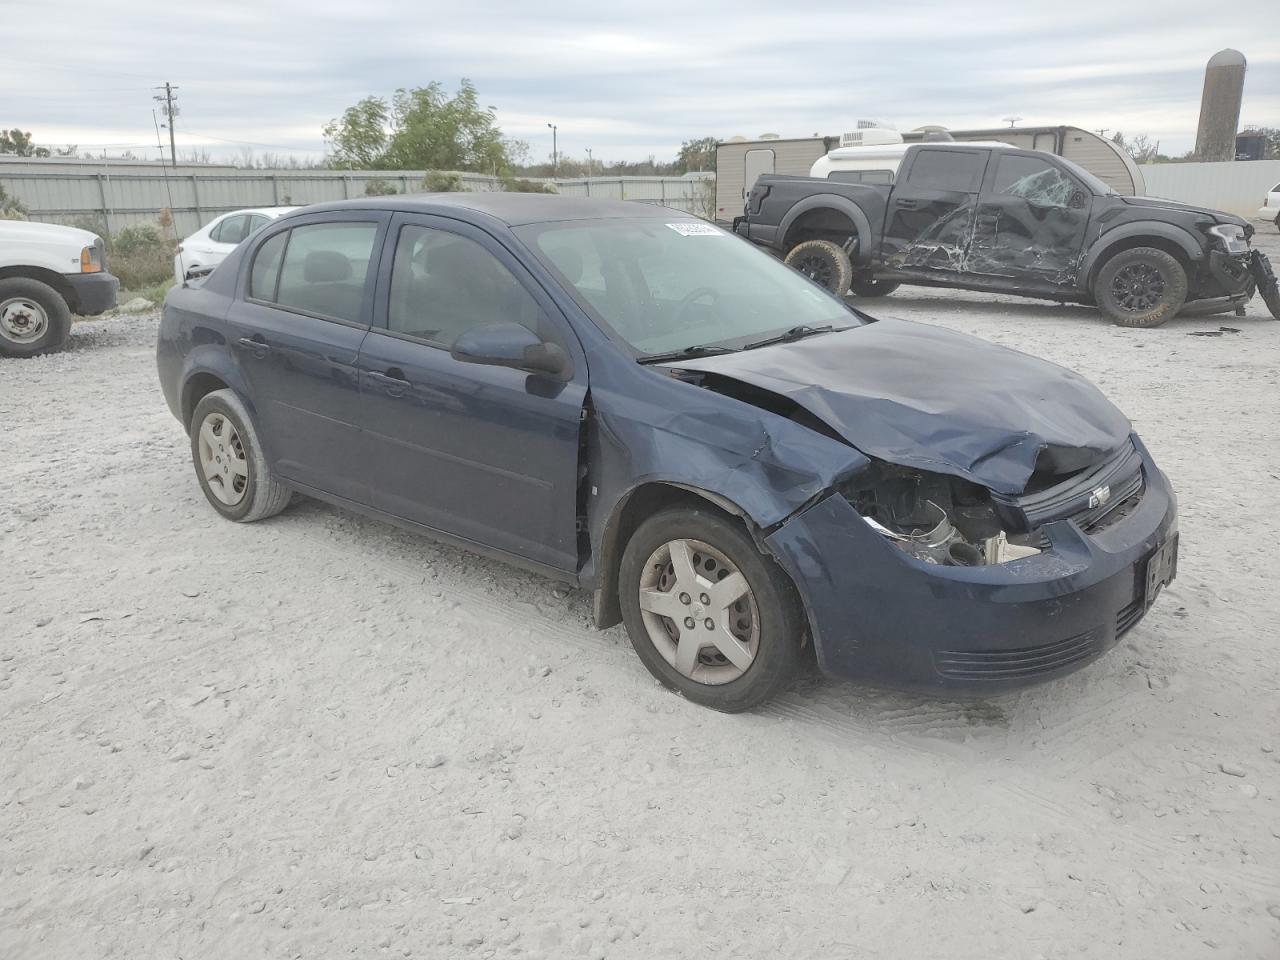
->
1093, 247, 1187, 328
849, 277, 901, 298
784, 239, 852, 296
0, 277, 72, 357
189, 389, 292, 522
618, 507, 804, 712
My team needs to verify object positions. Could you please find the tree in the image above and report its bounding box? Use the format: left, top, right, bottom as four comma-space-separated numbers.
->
675, 136, 718, 174
323, 79, 525, 174
1, 128, 48, 157
1240, 126, 1280, 160
1110, 131, 1159, 164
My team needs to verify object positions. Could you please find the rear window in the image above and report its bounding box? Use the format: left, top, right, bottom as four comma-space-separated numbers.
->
905, 149, 985, 192
828, 169, 894, 184
248, 222, 378, 325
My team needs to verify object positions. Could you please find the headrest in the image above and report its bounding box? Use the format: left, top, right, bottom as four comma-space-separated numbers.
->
303, 250, 352, 283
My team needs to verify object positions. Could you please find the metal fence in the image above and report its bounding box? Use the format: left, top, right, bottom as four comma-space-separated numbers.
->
1139, 159, 1280, 218
0, 164, 715, 238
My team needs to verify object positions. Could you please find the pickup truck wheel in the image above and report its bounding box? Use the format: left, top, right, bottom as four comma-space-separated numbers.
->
1093, 247, 1187, 327
189, 389, 292, 522
849, 278, 901, 297
0, 277, 72, 358
618, 507, 803, 712
784, 240, 852, 296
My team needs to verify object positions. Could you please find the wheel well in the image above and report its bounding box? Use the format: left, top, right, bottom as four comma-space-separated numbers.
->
592, 483, 747, 629
181, 373, 229, 429
1088, 236, 1193, 288
783, 208, 858, 251
0, 266, 77, 311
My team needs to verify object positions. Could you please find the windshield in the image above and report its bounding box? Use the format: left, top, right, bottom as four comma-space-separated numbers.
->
513, 218, 861, 357
1056, 156, 1115, 196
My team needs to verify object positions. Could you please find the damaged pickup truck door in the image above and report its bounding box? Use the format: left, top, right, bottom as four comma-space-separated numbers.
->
882, 146, 989, 273
356, 215, 587, 573
966, 152, 1091, 287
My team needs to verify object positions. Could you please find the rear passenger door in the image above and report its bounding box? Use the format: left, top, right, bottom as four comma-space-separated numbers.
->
226, 212, 389, 501
356, 214, 587, 572
882, 147, 989, 273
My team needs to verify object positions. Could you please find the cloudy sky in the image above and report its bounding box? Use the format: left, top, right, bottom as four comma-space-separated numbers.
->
5, 0, 1277, 164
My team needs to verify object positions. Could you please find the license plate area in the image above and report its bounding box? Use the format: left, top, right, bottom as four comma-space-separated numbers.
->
1145, 534, 1179, 608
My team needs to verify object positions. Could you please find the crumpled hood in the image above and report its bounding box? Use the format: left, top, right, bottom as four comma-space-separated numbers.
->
670, 318, 1132, 495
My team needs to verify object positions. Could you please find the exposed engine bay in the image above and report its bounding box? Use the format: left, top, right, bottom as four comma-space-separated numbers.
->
844, 462, 1041, 566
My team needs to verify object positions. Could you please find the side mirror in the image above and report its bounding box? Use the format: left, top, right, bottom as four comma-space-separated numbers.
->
1069, 190, 1087, 210
451, 321, 571, 380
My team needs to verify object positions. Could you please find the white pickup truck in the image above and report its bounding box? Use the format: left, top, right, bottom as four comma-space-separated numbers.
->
0, 220, 119, 357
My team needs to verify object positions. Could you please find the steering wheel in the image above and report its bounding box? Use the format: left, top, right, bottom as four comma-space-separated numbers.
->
673, 286, 721, 326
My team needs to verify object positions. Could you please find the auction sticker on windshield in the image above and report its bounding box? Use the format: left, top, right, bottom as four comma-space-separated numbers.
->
666, 222, 723, 237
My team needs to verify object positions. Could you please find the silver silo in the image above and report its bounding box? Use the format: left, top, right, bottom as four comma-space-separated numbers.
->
1194, 49, 1247, 161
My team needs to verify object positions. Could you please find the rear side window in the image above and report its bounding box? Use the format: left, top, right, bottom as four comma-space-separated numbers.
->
212, 214, 249, 244
250, 231, 288, 300
271, 222, 378, 324
906, 149, 985, 192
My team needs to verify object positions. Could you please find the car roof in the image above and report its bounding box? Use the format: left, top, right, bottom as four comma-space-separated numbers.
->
294, 193, 680, 227
216, 206, 299, 218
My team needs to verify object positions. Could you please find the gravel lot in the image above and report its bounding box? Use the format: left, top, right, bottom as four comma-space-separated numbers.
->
3, 231, 1280, 959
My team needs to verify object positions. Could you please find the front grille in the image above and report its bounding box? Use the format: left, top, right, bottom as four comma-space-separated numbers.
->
934, 629, 1099, 680
1115, 597, 1146, 636
997, 440, 1144, 536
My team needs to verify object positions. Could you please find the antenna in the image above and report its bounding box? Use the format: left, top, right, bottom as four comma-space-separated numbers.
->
152, 108, 187, 285
153, 82, 179, 166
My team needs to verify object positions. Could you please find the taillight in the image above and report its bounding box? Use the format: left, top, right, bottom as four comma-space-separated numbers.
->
79, 245, 102, 273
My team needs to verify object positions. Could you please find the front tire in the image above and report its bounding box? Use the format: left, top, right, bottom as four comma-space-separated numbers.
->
0, 277, 72, 357
189, 389, 292, 522
1093, 247, 1187, 328
618, 507, 804, 712
784, 239, 853, 296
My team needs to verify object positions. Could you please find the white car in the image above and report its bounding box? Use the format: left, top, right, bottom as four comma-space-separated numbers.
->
174, 206, 297, 282
1258, 182, 1280, 232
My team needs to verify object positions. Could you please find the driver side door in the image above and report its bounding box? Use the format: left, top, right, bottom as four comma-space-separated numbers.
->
967, 152, 1091, 287
356, 214, 587, 573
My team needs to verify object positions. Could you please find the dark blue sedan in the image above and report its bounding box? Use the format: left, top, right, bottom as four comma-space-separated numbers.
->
157, 194, 1178, 711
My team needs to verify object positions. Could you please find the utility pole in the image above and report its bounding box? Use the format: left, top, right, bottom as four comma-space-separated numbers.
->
546, 122, 558, 176
585, 147, 592, 177
153, 82, 179, 166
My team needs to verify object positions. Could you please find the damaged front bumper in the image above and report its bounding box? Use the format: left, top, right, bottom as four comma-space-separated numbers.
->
1201, 249, 1280, 320
764, 437, 1178, 694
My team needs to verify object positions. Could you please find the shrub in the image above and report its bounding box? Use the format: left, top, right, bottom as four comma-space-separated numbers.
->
0, 184, 28, 220
108, 223, 173, 289
501, 177, 555, 194
363, 178, 400, 196
421, 171, 463, 193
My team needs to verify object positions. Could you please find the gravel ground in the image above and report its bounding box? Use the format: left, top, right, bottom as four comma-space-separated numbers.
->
3, 233, 1280, 959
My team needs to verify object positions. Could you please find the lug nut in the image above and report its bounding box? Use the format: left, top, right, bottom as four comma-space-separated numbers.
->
679, 592, 690, 605
704, 618, 714, 630
700, 593, 710, 605
683, 617, 695, 629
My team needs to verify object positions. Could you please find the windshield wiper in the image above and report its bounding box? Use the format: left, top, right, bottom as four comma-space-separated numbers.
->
741, 324, 839, 351
637, 344, 736, 364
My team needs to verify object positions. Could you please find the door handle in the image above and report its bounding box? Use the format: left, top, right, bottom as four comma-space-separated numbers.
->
368, 369, 409, 398
896, 198, 922, 210
237, 336, 271, 358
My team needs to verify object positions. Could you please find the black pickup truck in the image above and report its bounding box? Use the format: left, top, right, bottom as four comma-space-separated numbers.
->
735, 142, 1280, 326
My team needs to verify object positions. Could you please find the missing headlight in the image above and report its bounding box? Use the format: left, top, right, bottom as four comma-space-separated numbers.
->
845, 464, 1040, 566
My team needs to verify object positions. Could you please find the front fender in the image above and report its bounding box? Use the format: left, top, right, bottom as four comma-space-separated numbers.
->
777, 194, 874, 264
1078, 221, 1204, 292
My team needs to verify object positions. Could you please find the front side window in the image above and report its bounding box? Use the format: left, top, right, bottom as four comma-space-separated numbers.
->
516, 218, 859, 357
213, 214, 249, 245
993, 155, 1077, 207
255, 222, 379, 324
906, 149, 986, 192
387, 225, 541, 345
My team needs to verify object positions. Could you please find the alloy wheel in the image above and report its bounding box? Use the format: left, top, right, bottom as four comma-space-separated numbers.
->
794, 253, 835, 288
197, 412, 249, 505
0, 297, 49, 344
1111, 262, 1166, 312
637, 538, 760, 685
